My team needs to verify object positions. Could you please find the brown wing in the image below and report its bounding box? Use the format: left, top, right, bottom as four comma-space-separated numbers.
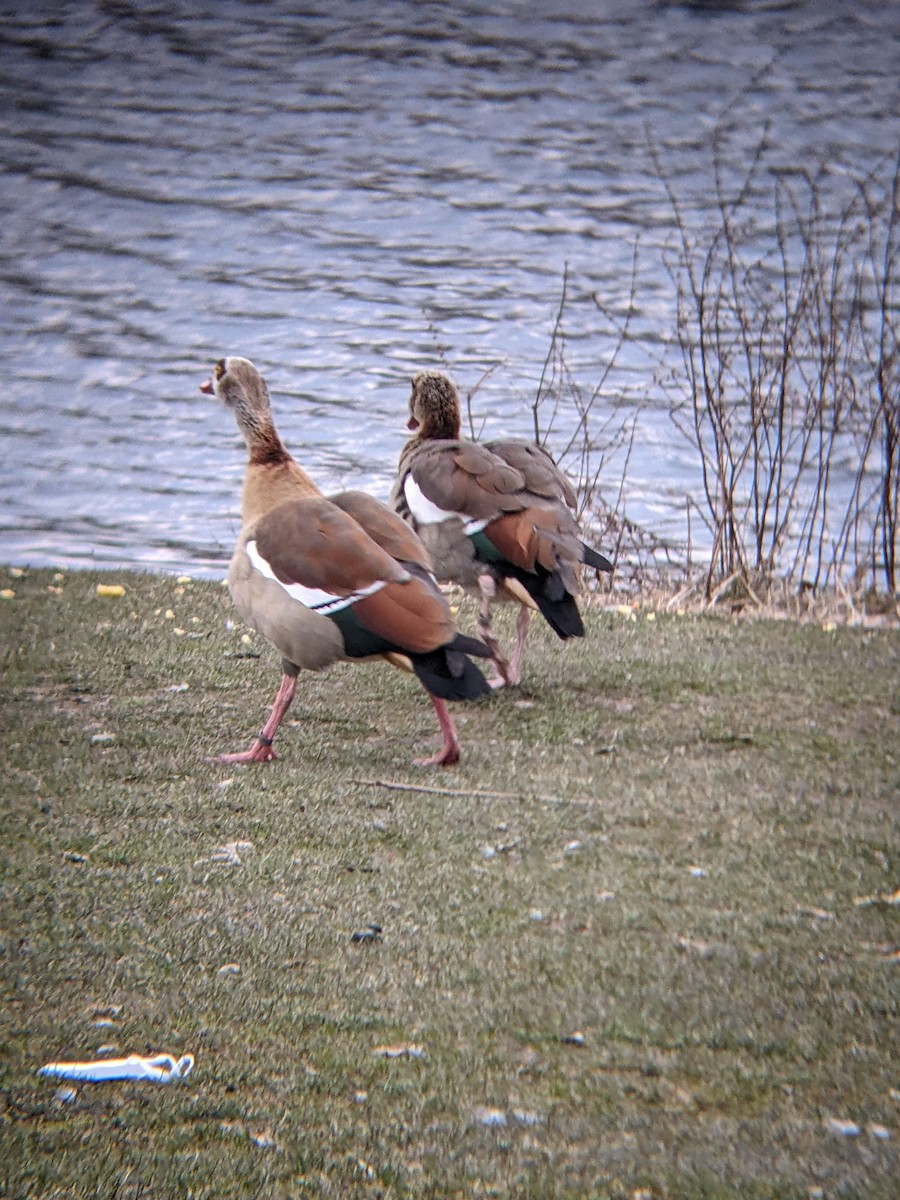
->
486, 506, 583, 587
352, 578, 456, 654
329, 490, 433, 572
255, 498, 408, 594
484, 438, 578, 509
254, 497, 456, 656
331, 492, 459, 651
404, 439, 528, 521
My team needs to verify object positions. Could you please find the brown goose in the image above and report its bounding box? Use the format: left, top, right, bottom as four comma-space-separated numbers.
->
201, 357, 490, 766
391, 370, 613, 686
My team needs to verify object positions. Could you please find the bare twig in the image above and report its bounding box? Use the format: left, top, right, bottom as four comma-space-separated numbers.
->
654, 113, 898, 597
533, 263, 569, 446
464, 363, 502, 441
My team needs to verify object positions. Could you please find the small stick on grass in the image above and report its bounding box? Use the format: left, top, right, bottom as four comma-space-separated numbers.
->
353, 779, 607, 807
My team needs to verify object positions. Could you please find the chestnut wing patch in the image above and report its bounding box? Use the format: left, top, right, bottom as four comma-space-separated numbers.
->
353, 578, 455, 655
484, 507, 582, 575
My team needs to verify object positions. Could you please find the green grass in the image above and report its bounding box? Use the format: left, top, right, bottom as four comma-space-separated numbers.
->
1, 566, 898, 1198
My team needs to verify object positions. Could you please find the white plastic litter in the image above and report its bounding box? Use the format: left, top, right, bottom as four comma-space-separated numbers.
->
38, 1053, 194, 1083
826, 1116, 861, 1137
473, 1105, 507, 1127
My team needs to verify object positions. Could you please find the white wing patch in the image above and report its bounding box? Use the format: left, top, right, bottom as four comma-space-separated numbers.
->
404, 475, 455, 525
404, 475, 489, 535
246, 540, 385, 614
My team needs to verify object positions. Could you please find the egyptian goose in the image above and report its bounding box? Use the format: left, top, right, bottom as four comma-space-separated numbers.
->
201, 357, 490, 766
391, 370, 613, 687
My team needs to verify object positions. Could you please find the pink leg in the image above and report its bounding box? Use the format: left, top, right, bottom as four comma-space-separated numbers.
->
476, 574, 513, 689
414, 693, 461, 767
506, 605, 531, 687
217, 672, 297, 764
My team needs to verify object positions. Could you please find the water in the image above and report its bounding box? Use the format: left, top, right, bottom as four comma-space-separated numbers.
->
0, 0, 897, 578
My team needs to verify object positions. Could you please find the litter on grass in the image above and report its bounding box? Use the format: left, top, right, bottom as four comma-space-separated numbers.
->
351, 923, 382, 943
373, 1044, 424, 1059
826, 1117, 861, 1137
853, 887, 900, 908
38, 1052, 194, 1083
195, 840, 254, 867
473, 1106, 507, 1127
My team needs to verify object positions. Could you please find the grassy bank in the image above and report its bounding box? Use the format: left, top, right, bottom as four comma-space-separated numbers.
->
1, 566, 898, 1199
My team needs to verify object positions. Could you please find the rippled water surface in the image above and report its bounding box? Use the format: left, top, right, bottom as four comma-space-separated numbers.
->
1, 0, 897, 576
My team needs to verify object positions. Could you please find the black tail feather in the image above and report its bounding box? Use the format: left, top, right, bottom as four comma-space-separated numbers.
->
410, 642, 492, 701
507, 565, 584, 640
450, 632, 492, 659
582, 542, 614, 572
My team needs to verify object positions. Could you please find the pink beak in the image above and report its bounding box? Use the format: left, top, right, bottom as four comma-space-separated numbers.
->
407, 416, 419, 431
200, 379, 214, 395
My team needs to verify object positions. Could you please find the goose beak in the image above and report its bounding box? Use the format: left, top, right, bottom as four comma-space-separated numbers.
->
200, 378, 215, 395
407, 416, 419, 431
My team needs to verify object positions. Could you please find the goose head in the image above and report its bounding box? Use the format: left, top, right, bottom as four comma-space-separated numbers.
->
407, 370, 462, 439
201, 356, 279, 451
